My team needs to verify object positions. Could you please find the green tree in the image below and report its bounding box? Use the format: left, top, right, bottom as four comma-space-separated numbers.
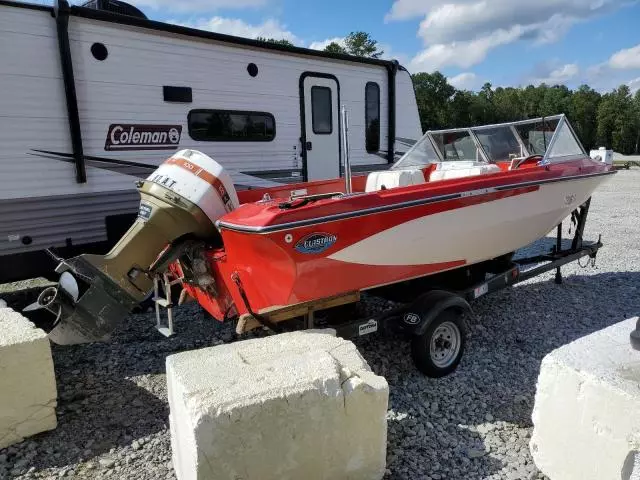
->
597, 86, 637, 153
539, 84, 572, 117
471, 82, 496, 124
520, 85, 543, 118
569, 85, 601, 151
411, 72, 456, 131
448, 90, 475, 128
596, 93, 616, 149
612, 86, 638, 154
408, 69, 640, 152
343, 31, 383, 58
493, 87, 523, 122
255, 37, 294, 47
633, 90, 640, 153
324, 42, 347, 54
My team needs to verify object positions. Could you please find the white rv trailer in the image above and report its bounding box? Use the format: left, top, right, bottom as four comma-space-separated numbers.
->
0, 0, 422, 282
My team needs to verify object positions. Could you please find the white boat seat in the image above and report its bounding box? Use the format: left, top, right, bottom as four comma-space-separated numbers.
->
429, 161, 501, 181
365, 168, 426, 192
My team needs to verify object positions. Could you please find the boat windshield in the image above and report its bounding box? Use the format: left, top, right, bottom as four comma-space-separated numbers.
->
431, 131, 483, 162
392, 114, 585, 170
392, 134, 440, 168
474, 126, 522, 162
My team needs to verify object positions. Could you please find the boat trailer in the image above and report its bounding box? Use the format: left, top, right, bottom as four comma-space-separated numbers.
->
153, 198, 601, 377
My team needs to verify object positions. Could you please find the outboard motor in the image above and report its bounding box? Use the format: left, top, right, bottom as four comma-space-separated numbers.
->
26, 150, 238, 344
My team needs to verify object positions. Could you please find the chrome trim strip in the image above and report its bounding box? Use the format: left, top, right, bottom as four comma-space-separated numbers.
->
217, 169, 616, 234
493, 169, 614, 191
217, 192, 461, 233
429, 114, 564, 135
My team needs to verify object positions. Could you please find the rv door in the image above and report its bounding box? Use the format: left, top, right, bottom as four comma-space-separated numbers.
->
301, 75, 340, 180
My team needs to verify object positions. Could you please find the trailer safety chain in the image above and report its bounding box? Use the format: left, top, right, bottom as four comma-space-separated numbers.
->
231, 272, 282, 332
578, 254, 597, 269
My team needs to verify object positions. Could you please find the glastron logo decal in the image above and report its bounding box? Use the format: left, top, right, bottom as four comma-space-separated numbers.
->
294, 233, 337, 254
105, 124, 182, 151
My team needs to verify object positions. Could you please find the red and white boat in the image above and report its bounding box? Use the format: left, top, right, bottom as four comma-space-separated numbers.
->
182, 114, 614, 319
31, 113, 614, 375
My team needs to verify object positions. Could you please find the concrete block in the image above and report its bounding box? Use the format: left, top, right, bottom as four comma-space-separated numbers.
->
530, 317, 640, 480
0, 308, 57, 449
167, 329, 388, 480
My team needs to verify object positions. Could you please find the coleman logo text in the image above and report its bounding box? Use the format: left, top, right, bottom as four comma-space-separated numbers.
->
105, 124, 182, 151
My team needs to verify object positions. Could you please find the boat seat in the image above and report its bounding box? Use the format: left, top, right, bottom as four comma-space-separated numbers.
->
429, 161, 501, 181
365, 168, 426, 192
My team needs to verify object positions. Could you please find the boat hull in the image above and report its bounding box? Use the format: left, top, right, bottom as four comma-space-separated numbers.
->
329, 174, 606, 267
215, 167, 613, 315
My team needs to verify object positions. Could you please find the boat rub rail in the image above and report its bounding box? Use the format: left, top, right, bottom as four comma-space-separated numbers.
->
216, 169, 616, 234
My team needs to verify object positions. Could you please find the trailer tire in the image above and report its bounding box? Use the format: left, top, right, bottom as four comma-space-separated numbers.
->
411, 309, 466, 377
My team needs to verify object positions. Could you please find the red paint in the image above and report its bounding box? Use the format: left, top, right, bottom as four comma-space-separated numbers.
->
224, 160, 599, 231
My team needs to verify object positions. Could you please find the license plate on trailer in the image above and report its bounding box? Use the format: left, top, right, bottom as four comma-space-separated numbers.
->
473, 283, 489, 299
358, 319, 378, 336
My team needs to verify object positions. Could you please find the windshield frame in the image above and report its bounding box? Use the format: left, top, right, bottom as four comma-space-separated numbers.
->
392, 114, 584, 170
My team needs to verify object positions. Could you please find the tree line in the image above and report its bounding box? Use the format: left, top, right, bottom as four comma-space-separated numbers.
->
259, 33, 640, 154
412, 72, 640, 154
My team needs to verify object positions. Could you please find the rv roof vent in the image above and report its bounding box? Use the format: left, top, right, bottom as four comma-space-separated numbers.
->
81, 0, 147, 19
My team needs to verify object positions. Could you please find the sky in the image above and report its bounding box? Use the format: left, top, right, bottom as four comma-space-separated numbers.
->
28, 0, 640, 92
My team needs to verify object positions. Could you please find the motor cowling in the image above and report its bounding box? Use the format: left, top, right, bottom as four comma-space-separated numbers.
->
33, 150, 238, 344
148, 149, 239, 223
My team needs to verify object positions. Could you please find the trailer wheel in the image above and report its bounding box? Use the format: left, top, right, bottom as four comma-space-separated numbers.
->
411, 309, 466, 377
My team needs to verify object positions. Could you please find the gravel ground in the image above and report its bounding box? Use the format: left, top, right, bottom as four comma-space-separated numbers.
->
1, 170, 639, 480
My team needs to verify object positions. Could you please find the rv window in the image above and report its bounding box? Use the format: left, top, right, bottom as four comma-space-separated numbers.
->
365, 82, 380, 153
311, 86, 332, 134
188, 110, 275, 142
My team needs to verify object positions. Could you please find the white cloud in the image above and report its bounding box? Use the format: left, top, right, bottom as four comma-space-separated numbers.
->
393, 0, 630, 71
448, 72, 479, 90
532, 63, 580, 85
414, 1, 624, 45
385, 0, 446, 21
521, 59, 640, 92
375, 43, 409, 64
175, 17, 300, 44
134, 0, 267, 13
628, 77, 640, 92
308, 37, 345, 51
609, 44, 640, 69
409, 26, 524, 72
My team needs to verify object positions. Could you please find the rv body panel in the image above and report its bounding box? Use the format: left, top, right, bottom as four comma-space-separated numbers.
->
0, 0, 422, 281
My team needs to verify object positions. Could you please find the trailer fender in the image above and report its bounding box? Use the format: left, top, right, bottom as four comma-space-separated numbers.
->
400, 290, 472, 337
